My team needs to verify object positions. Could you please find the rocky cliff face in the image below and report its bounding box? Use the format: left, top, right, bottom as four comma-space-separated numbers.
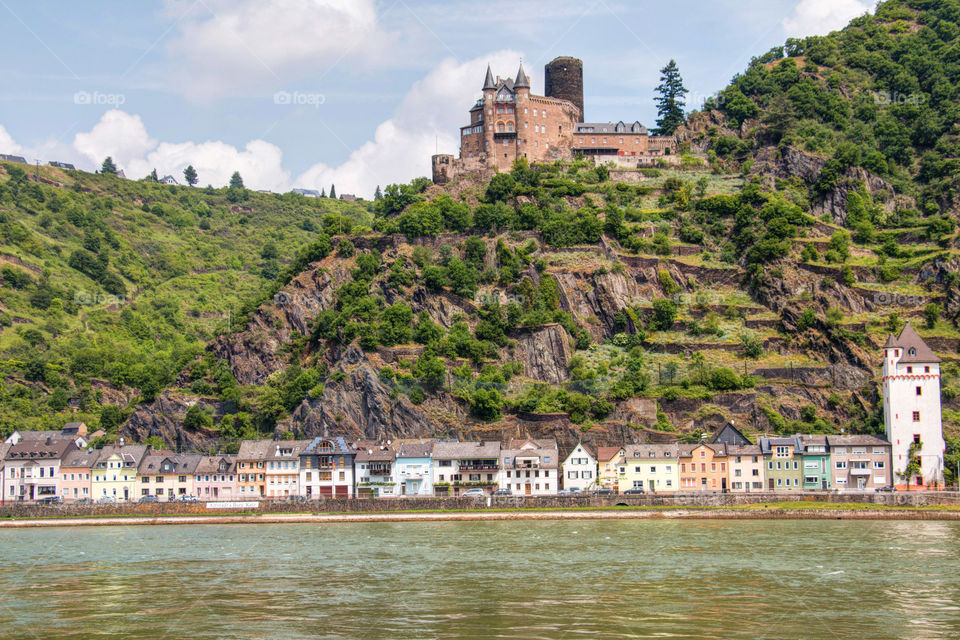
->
122, 392, 223, 450
508, 324, 571, 384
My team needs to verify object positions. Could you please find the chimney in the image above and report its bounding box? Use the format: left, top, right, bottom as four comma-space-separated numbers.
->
45, 436, 52, 446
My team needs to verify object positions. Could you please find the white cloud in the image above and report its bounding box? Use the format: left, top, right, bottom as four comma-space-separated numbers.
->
295, 51, 522, 198
163, 0, 393, 101
783, 0, 872, 38
0, 126, 23, 155
1, 51, 525, 196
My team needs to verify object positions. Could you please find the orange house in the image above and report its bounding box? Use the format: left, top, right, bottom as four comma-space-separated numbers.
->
678, 443, 728, 492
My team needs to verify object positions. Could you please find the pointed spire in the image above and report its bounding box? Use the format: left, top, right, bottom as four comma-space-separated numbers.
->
483, 64, 496, 90
515, 63, 530, 89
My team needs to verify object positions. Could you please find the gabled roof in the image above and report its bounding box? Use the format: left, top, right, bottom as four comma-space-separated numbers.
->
237, 439, 312, 461
396, 442, 433, 458
62, 448, 100, 468
565, 441, 595, 460
195, 455, 237, 474
623, 443, 679, 459
595, 446, 623, 462
95, 444, 149, 467
302, 436, 352, 456
758, 436, 802, 454
678, 443, 727, 458
138, 453, 203, 474
726, 444, 762, 456
709, 423, 751, 446
890, 322, 940, 363
514, 64, 530, 89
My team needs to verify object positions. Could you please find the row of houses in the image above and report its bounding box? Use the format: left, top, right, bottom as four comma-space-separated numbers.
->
1, 423, 900, 504
569, 426, 893, 495
0, 434, 563, 503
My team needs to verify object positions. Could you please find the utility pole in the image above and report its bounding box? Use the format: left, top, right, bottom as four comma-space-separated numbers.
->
34, 159, 40, 182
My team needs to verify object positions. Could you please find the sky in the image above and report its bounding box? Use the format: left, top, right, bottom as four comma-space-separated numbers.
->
0, 0, 873, 198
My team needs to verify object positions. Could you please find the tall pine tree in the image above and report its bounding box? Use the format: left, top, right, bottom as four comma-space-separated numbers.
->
183, 165, 198, 186
654, 60, 688, 136
100, 156, 118, 175
329, 184, 336, 199
374, 185, 382, 200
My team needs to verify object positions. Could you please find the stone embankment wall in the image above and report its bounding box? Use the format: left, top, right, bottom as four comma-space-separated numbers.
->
2, 491, 957, 519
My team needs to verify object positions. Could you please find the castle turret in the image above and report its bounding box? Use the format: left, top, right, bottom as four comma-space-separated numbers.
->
514, 64, 530, 90
544, 56, 584, 121
882, 323, 946, 490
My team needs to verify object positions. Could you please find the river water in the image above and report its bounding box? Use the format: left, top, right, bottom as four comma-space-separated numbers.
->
0, 519, 958, 639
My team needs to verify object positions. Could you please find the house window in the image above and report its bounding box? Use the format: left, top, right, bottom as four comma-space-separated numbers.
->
907, 366, 913, 373
916, 386, 922, 396
912, 411, 920, 422
925, 366, 930, 373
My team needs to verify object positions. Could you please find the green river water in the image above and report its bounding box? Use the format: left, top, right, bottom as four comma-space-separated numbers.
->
0, 519, 957, 639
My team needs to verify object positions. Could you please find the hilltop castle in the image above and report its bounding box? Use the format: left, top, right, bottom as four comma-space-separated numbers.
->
433, 56, 675, 183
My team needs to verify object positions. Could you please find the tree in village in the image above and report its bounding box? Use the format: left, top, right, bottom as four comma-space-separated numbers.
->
183, 165, 198, 186
654, 59, 688, 136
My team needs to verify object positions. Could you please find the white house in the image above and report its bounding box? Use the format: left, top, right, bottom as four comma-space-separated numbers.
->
431, 441, 500, 497
882, 323, 946, 490
3, 437, 77, 502
499, 438, 559, 496
561, 442, 597, 491
299, 437, 355, 498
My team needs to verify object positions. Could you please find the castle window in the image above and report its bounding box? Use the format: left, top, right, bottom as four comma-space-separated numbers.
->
635, 138, 640, 143
909, 348, 916, 356
543, 111, 547, 118
497, 123, 504, 132
496, 106, 504, 114
591, 138, 595, 144
603, 138, 607, 143
916, 386, 922, 396
912, 411, 920, 422
506, 106, 514, 114
579, 138, 583, 143
533, 108, 537, 116
524, 108, 528, 114
907, 366, 913, 373
507, 123, 514, 132
925, 366, 930, 373
620, 138, 624, 144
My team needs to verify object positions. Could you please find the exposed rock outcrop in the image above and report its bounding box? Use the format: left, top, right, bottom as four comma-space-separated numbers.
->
121, 392, 222, 450
509, 324, 571, 384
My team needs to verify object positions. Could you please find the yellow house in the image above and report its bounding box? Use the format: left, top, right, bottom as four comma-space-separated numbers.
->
137, 452, 202, 501
90, 444, 149, 502
617, 444, 680, 493
596, 447, 624, 490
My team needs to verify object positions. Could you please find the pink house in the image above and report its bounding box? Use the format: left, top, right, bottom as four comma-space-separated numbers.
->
60, 449, 98, 502
193, 455, 237, 500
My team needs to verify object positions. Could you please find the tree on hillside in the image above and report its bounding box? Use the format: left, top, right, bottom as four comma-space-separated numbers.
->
229, 171, 244, 189
374, 185, 382, 200
654, 59, 688, 136
329, 184, 337, 199
147, 168, 158, 182
183, 165, 198, 186
320, 187, 326, 198
100, 157, 118, 175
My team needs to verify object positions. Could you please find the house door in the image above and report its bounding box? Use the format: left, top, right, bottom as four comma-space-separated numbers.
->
123, 488, 129, 501
700, 477, 707, 491
648, 480, 655, 492
821, 480, 827, 490
524, 484, 531, 495
721, 477, 727, 492
768, 478, 774, 490
857, 477, 866, 490
213, 487, 219, 497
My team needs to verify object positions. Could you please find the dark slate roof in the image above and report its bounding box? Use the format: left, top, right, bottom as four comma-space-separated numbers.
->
62, 448, 100, 469
891, 322, 940, 363
6, 437, 77, 460
195, 455, 237, 475
758, 436, 802, 454
883, 334, 898, 348
709, 423, 751, 446
302, 436, 353, 456
514, 64, 530, 89
483, 64, 496, 90
138, 453, 202, 474
94, 444, 149, 468
0, 154, 27, 164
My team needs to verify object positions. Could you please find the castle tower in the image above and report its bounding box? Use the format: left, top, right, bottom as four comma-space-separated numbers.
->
544, 56, 584, 121
482, 64, 496, 164
882, 323, 946, 490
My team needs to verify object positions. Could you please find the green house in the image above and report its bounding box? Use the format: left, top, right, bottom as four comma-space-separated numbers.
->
759, 436, 803, 491
799, 435, 831, 491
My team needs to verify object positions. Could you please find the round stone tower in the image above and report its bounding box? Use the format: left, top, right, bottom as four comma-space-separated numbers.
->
432, 154, 454, 185
544, 56, 584, 121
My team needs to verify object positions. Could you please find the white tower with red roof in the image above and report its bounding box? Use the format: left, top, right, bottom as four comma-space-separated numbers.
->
882, 323, 946, 490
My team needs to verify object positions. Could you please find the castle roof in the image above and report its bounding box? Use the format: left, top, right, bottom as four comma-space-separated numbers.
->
483, 64, 496, 90
889, 322, 940, 363
514, 64, 530, 89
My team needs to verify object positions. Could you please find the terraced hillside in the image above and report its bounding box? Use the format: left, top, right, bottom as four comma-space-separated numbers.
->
3, 0, 959, 483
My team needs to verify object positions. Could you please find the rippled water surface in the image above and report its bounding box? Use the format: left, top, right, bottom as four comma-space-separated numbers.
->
0, 520, 958, 639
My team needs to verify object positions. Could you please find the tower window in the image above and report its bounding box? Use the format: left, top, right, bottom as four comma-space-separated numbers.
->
907, 366, 913, 373
912, 411, 920, 422
916, 386, 922, 396
925, 366, 930, 373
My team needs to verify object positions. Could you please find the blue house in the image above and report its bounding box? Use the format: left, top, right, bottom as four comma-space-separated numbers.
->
395, 442, 434, 497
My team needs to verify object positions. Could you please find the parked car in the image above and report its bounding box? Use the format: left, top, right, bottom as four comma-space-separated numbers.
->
622, 488, 645, 495
139, 495, 159, 503
492, 489, 512, 496
37, 496, 63, 505
460, 488, 486, 498
96, 496, 116, 504
75, 498, 93, 505
180, 495, 199, 502
593, 488, 613, 496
